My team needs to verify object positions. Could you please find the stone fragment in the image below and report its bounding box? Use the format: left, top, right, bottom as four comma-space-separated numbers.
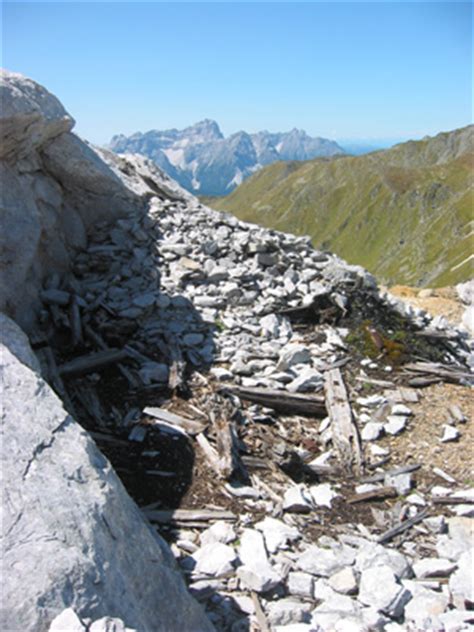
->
89, 617, 134, 632
237, 529, 281, 593
277, 344, 311, 371
384, 472, 412, 494
358, 565, 411, 617
266, 600, 312, 626
210, 367, 233, 381
182, 333, 205, 346
138, 362, 169, 384
449, 548, 474, 608
283, 486, 313, 513
361, 422, 384, 441
255, 516, 301, 553
391, 404, 413, 416
309, 483, 338, 508
49, 609, 86, 632
402, 579, 449, 630
355, 543, 412, 579
297, 545, 354, 577
200, 521, 236, 547
287, 368, 322, 393
328, 567, 358, 595
413, 557, 457, 579
287, 572, 314, 598
192, 542, 237, 577
436, 517, 474, 561
383, 416, 408, 435
440, 424, 460, 442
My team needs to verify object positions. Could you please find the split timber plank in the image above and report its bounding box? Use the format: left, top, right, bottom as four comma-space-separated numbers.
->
224, 386, 326, 417
143, 407, 206, 436
324, 368, 362, 475
58, 348, 130, 377
143, 508, 236, 523
347, 486, 398, 504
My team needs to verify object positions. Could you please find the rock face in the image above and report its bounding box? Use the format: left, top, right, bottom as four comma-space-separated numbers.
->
0, 315, 212, 632
109, 119, 345, 196
0, 69, 191, 331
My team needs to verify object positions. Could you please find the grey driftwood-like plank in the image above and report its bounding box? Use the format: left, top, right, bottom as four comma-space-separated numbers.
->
143, 508, 236, 523
347, 486, 398, 504
143, 406, 206, 435
324, 368, 362, 475
58, 348, 130, 377
223, 385, 326, 416
376, 508, 430, 544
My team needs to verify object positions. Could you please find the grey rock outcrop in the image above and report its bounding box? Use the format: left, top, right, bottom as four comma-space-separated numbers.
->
0, 315, 213, 632
0, 69, 191, 331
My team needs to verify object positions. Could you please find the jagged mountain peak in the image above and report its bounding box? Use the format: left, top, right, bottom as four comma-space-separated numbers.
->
109, 121, 345, 196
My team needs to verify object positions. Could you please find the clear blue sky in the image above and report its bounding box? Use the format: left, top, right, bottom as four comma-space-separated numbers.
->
2, 1, 472, 145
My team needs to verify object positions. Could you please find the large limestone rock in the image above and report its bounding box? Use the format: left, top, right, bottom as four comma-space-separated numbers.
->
0, 315, 213, 632
0, 69, 190, 331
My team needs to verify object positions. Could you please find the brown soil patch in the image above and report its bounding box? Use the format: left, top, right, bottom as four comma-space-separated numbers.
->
388, 285, 465, 325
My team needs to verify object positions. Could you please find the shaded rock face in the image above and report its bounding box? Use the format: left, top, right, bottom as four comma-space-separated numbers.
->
0, 69, 191, 331
0, 315, 213, 632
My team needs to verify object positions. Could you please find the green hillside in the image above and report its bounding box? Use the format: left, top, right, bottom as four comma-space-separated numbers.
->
205, 126, 473, 287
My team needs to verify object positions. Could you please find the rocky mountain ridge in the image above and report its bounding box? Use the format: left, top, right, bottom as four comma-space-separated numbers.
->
109, 120, 345, 196
208, 125, 474, 288
1, 70, 473, 632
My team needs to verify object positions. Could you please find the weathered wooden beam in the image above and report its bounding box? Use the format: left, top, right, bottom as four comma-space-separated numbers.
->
377, 508, 429, 544
348, 486, 398, 504
143, 407, 206, 436
324, 368, 362, 475
58, 348, 130, 377
224, 386, 326, 417
143, 508, 236, 523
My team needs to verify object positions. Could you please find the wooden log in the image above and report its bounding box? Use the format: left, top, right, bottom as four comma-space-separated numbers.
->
196, 432, 225, 477
143, 406, 206, 436
69, 294, 83, 347
377, 508, 429, 544
403, 362, 472, 385
361, 463, 421, 484
143, 508, 236, 523
432, 496, 474, 506
224, 386, 326, 417
165, 334, 186, 390
251, 592, 270, 632
324, 368, 362, 475
58, 348, 130, 377
84, 325, 140, 387
347, 486, 398, 504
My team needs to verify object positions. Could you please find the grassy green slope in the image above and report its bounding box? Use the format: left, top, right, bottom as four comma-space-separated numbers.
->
205, 127, 473, 287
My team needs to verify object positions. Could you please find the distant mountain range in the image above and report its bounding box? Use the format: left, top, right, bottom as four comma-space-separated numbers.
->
206, 126, 474, 287
109, 120, 345, 196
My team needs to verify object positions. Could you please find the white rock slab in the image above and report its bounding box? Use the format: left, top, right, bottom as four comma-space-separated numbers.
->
255, 516, 301, 553
283, 485, 313, 513
237, 528, 281, 592
358, 565, 411, 617
413, 557, 457, 579
328, 567, 358, 595
192, 542, 237, 577
49, 609, 86, 632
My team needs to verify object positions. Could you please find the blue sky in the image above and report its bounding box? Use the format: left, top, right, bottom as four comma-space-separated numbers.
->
2, 2, 472, 145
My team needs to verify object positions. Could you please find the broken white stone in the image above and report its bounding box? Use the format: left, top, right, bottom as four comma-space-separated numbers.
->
358, 565, 411, 617
361, 422, 384, 441
287, 571, 314, 598
89, 617, 133, 632
225, 483, 260, 499
277, 344, 311, 371
436, 517, 474, 561
255, 516, 301, 553
297, 545, 354, 577
266, 599, 312, 626
210, 367, 233, 381
355, 543, 412, 579
138, 362, 169, 385
413, 557, 457, 579
383, 415, 408, 435
449, 548, 474, 608
402, 579, 449, 630
328, 567, 358, 595
369, 444, 390, 457
49, 609, 86, 632
192, 542, 237, 577
237, 528, 281, 592
200, 521, 236, 547
283, 485, 313, 513
384, 472, 412, 495
309, 483, 338, 508
440, 424, 460, 442
287, 367, 322, 393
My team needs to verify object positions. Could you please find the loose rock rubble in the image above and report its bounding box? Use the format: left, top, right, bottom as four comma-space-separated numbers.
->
31, 189, 474, 631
